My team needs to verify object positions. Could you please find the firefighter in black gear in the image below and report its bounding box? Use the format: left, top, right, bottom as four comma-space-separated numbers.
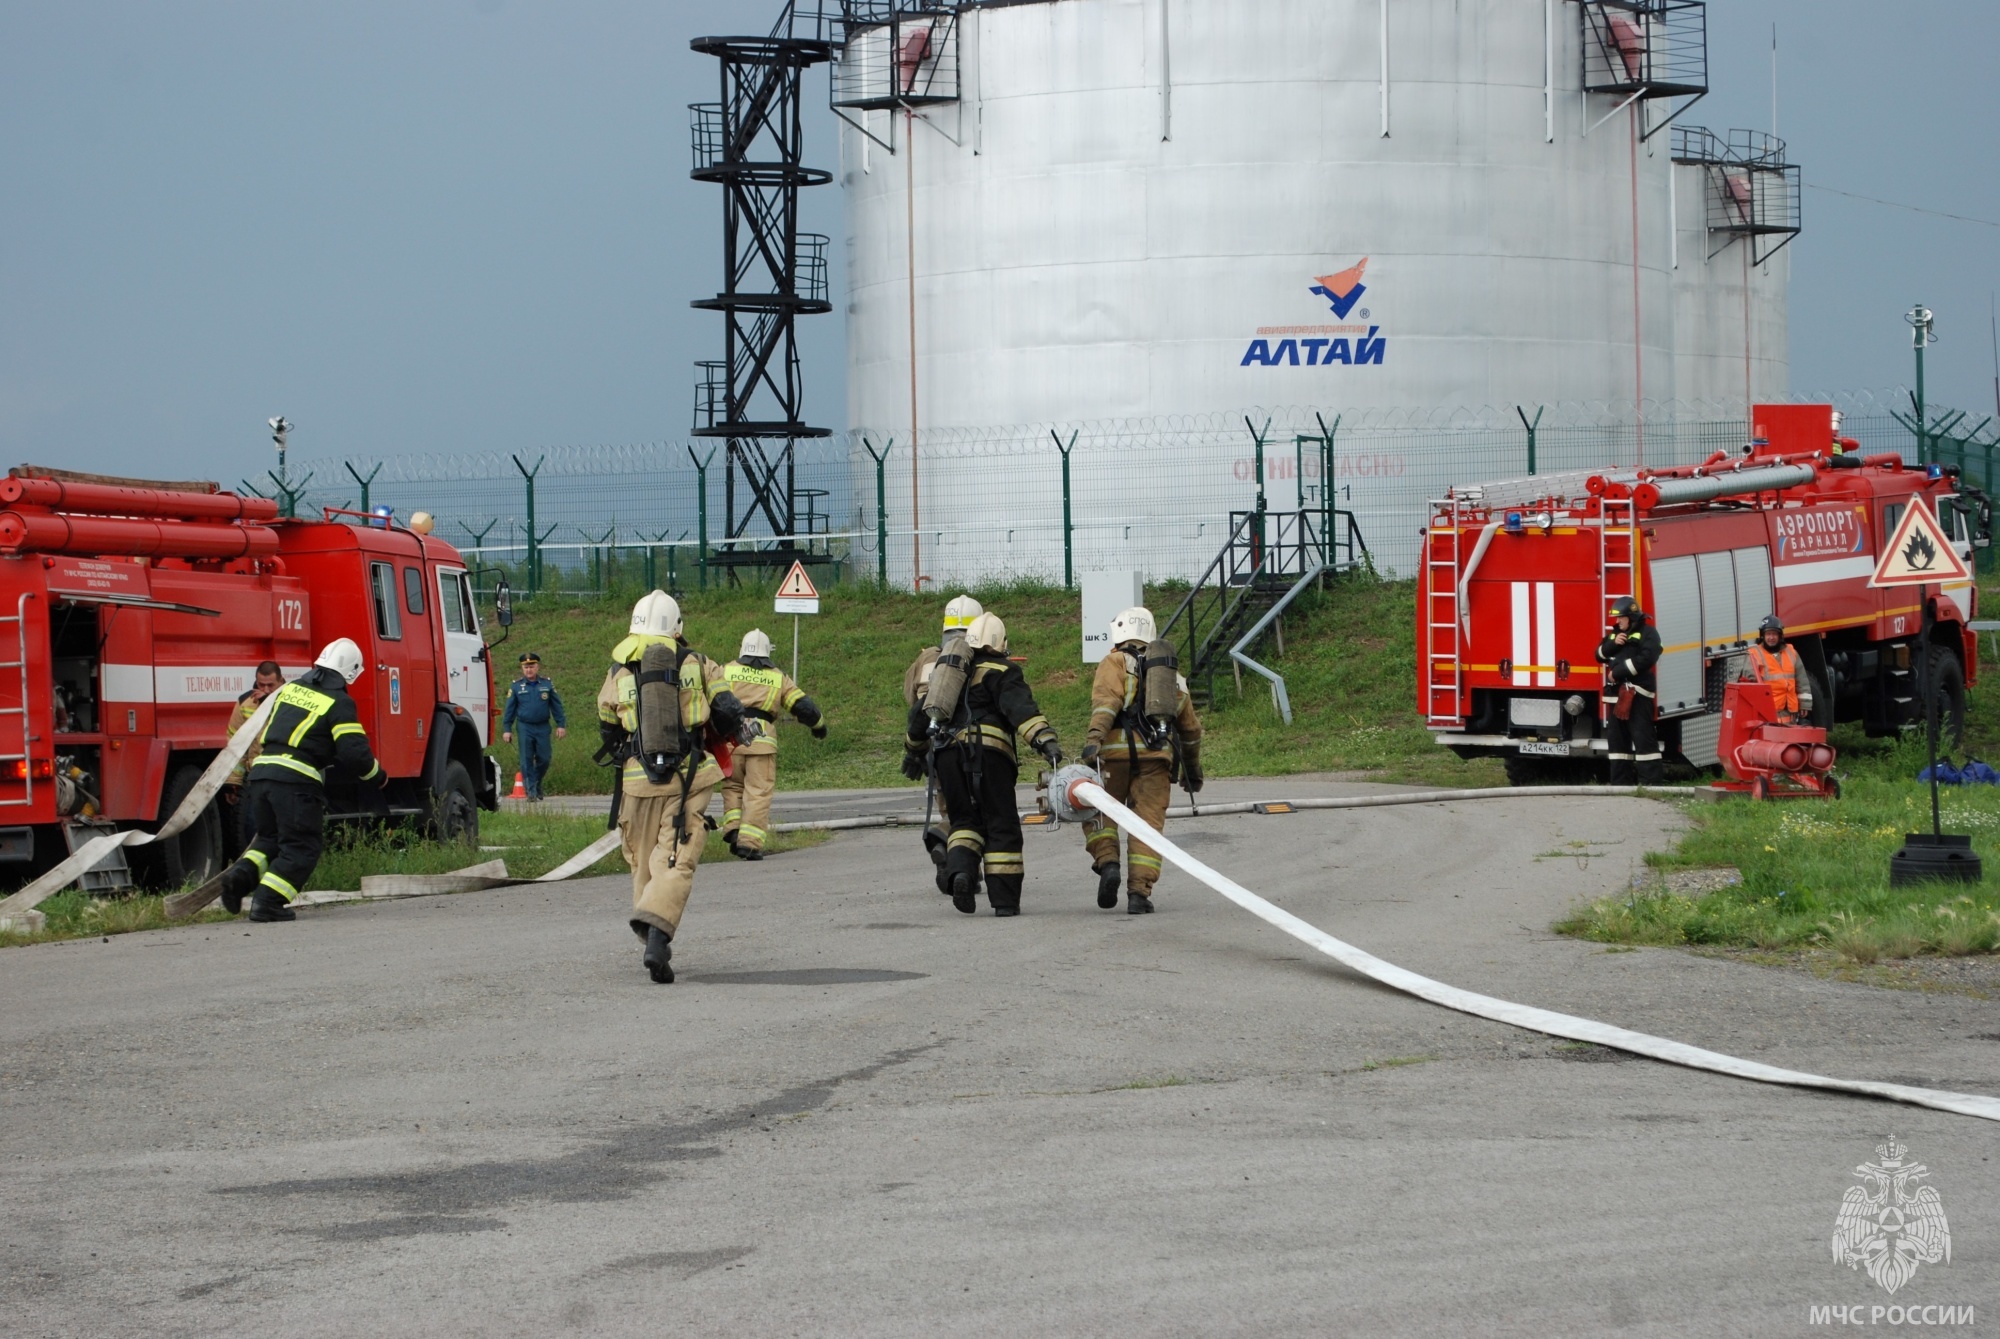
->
906, 611, 1061, 917
1596, 595, 1664, 785
213, 637, 385, 922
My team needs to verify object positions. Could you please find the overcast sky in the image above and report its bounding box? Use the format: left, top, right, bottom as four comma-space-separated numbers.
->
3, 0, 1996, 483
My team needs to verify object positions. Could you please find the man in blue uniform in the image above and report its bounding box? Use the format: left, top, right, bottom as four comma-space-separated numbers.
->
501, 652, 567, 800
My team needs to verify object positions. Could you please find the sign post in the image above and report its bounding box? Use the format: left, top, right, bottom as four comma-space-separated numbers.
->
774, 561, 821, 684
1869, 498, 1980, 884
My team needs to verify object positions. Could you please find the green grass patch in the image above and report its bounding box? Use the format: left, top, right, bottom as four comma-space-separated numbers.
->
484, 573, 1503, 795
1557, 774, 2000, 961
1, 809, 829, 947
1561, 580, 2000, 965
1113, 1075, 1191, 1090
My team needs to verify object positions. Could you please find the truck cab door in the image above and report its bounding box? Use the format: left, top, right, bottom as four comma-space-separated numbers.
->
365, 558, 423, 776
435, 567, 490, 745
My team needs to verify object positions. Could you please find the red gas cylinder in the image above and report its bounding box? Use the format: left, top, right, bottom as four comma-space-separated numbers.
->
1735, 738, 1809, 773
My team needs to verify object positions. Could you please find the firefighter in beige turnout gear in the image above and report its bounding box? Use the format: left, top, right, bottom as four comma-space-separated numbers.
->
1081, 607, 1204, 912
902, 594, 982, 891
718, 628, 826, 860
597, 591, 748, 983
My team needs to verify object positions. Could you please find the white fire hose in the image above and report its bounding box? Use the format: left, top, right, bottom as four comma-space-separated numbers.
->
0, 694, 282, 932
1044, 764, 2000, 1125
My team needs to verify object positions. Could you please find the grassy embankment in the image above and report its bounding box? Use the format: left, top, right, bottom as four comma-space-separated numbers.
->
480, 571, 1488, 796
0, 810, 826, 946
1560, 584, 2000, 963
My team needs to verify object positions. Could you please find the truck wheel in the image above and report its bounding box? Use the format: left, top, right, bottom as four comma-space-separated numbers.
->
134, 763, 223, 890
1926, 654, 1967, 748
430, 761, 479, 847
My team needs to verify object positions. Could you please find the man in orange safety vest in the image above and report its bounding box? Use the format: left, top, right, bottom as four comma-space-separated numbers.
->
1748, 615, 1802, 723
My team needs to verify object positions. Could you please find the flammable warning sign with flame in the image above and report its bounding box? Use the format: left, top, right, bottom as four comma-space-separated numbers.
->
1869, 500, 1970, 588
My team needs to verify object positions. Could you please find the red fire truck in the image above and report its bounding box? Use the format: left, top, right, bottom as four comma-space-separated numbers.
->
1420, 405, 1983, 782
0, 468, 501, 889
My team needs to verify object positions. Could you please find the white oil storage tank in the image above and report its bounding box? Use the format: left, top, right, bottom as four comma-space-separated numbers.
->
836, 0, 1795, 583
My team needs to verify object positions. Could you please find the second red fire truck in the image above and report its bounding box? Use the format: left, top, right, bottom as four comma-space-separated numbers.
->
1420, 405, 1983, 781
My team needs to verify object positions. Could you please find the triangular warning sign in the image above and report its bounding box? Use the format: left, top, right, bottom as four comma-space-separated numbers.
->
776, 561, 819, 599
1869, 498, 1970, 587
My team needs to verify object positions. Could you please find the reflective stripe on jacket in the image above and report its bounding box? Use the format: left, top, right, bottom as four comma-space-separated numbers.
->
1749, 643, 1801, 713
248, 668, 382, 787
721, 661, 806, 748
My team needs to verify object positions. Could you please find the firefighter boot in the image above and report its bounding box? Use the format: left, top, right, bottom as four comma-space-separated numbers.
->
1094, 861, 1121, 910
643, 926, 674, 984
1126, 890, 1155, 915
216, 860, 259, 916
247, 890, 295, 923
924, 829, 950, 894
950, 871, 978, 916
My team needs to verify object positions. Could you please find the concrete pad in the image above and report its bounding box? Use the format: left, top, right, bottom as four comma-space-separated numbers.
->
3, 780, 1996, 1335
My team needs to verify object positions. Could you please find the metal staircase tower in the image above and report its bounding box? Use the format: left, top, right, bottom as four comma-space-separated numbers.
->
689, 8, 836, 570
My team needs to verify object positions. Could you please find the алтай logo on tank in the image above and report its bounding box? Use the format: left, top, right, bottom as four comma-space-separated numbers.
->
1240, 258, 1386, 368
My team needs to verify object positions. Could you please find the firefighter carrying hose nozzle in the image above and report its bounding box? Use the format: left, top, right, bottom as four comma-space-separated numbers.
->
1748, 615, 1804, 724
1080, 606, 1203, 914
213, 638, 385, 923
904, 611, 1061, 917
1596, 595, 1664, 786
902, 593, 982, 890
597, 591, 749, 984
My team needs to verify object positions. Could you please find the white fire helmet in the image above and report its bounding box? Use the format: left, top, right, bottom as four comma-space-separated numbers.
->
739, 628, 773, 660
628, 590, 683, 639
965, 611, 1008, 652
1109, 606, 1156, 646
314, 637, 366, 685
943, 593, 983, 630
407, 511, 435, 535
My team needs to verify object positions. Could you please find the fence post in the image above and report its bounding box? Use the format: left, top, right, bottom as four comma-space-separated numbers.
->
1517, 404, 1544, 476
863, 437, 893, 586
1051, 430, 1078, 589
344, 461, 382, 516
689, 446, 714, 591
1245, 417, 1270, 570
512, 454, 545, 595
1314, 412, 1340, 565
265, 468, 312, 520
457, 519, 499, 571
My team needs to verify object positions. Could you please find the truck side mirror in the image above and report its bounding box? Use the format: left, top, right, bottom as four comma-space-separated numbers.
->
495, 578, 514, 628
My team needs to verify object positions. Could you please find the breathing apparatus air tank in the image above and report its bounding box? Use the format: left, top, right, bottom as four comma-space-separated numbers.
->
924, 641, 971, 733
1141, 639, 1180, 746
633, 642, 686, 783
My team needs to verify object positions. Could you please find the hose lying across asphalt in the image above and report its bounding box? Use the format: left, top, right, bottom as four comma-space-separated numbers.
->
14, 747, 1996, 1125
1047, 768, 2000, 1126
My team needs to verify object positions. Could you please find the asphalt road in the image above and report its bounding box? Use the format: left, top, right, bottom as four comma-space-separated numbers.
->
4, 778, 1997, 1336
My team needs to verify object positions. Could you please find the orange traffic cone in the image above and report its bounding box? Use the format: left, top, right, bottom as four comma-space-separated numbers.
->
509, 771, 527, 800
